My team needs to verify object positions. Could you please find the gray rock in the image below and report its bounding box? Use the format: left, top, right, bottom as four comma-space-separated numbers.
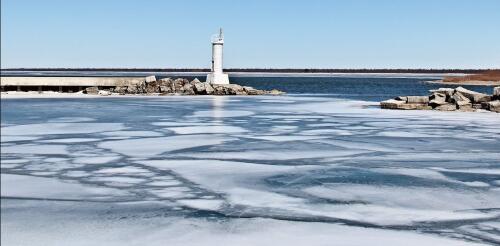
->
380, 99, 406, 109
243, 86, 265, 95
457, 103, 474, 112
98, 90, 111, 96
429, 93, 447, 107
85, 87, 99, 95
483, 100, 500, 113
395, 96, 408, 101
451, 92, 471, 106
145, 75, 156, 83
182, 83, 195, 95
159, 86, 172, 94
193, 82, 214, 95
472, 103, 484, 110
435, 103, 457, 111
127, 85, 138, 94
406, 96, 429, 104
455, 86, 491, 103
191, 78, 201, 84
114, 86, 127, 94
380, 99, 430, 110
269, 89, 284, 95
429, 88, 454, 97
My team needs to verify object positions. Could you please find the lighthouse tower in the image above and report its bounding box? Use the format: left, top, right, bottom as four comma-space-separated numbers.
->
206, 28, 230, 85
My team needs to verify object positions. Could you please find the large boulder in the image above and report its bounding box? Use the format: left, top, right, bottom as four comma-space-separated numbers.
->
145, 75, 156, 83
451, 92, 471, 106
181, 83, 195, 95
211, 84, 247, 95
127, 85, 138, 94
191, 78, 201, 84
159, 86, 172, 94
380, 99, 406, 109
456, 103, 474, 112
193, 82, 214, 95
145, 81, 160, 93
455, 86, 491, 103
483, 100, 500, 113
243, 86, 265, 95
435, 103, 457, 111
171, 78, 189, 93
135, 81, 147, 94
429, 88, 454, 97
114, 86, 127, 94
380, 99, 430, 110
98, 90, 111, 96
429, 93, 447, 107
85, 87, 99, 95
406, 96, 429, 104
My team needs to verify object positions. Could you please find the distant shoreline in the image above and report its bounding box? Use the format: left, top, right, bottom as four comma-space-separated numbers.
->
1, 68, 496, 74
426, 80, 500, 86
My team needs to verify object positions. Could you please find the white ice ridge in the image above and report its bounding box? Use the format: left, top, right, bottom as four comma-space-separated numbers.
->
0, 216, 484, 246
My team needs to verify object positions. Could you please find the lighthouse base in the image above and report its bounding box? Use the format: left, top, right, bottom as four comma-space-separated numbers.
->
206, 73, 230, 85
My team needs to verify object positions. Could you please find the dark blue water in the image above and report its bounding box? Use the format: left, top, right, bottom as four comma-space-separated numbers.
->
230, 77, 494, 102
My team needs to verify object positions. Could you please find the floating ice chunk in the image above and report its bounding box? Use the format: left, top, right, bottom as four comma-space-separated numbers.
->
192, 110, 254, 118
101, 131, 164, 137
147, 180, 183, 186
1, 174, 127, 200
168, 125, 247, 134
260, 99, 296, 103
462, 181, 490, 187
178, 199, 224, 211
1, 159, 30, 164
2, 144, 68, 155
1, 164, 20, 168
0, 135, 39, 142
152, 122, 212, 127
40, 138, 100, 143
1, 123, 125, 136
73, 155, 121, 164
244, 135, 328, 142
87, 176, 145, 184
150, 187, 193, 199
432, 167, 500, 175
48, 117, 96, 123
94, 166, 150, 175
373, 168, 453, 183
300, 129, 353, 136
377, 131, 440, 138
99, 135, 234, 157
63, 171, 89, 178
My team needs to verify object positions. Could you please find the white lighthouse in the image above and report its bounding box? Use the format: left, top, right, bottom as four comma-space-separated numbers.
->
206, 28, 230, 85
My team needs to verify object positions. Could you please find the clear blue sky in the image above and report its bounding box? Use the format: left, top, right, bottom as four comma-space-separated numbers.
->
1, 0, 499, 69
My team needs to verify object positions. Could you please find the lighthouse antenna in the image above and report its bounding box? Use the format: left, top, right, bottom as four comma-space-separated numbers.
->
219, 28, 223, 40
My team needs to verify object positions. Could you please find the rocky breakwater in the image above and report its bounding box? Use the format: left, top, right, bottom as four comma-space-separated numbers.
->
381, 86, 500, 113
84, 76, 284, 96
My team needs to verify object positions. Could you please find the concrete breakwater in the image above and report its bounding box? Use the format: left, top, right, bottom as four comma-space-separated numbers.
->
0, 76, 284, 96
381, 86, 500, 113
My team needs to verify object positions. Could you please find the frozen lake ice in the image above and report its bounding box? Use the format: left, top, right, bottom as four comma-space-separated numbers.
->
1, 95, 499, 245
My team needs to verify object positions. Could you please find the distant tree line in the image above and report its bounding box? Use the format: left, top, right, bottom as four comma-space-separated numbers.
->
1, 68, 498, 74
